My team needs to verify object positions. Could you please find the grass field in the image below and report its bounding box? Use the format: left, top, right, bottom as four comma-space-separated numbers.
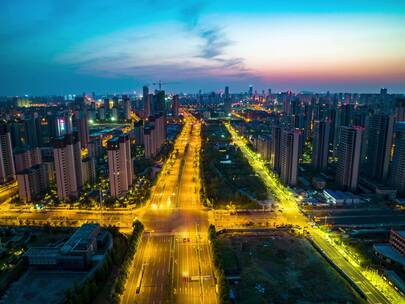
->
218, 234, 361, 304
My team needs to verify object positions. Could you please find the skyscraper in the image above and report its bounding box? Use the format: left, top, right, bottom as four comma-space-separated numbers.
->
123, 95, 131, 120
144, 94, 152, 118
366, 113, 394, 181
312, 120, 331, 170
53, 134, 82, 201
82, 157, 96, 185
280, 129, 300, 186
24, 115, 41, 148
16, 164, 48, 202
270, 125, 282, 174
172, 95, 180, 117
72, 132, 83, 189
107, 134, 133, 197
104, 98, 110, 113
336, 126, 363, 191
143, 86, 149, 100
134, 120, 144, 145
14, 147, 42, 173
224, 86, 231, 114
395, 98, 405, 122
0, 121, 16, 184
153, 90, 165, 114
74, 111, 89, 148
390, 122, 405, 195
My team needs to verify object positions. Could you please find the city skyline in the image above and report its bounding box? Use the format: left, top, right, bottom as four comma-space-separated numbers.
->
1, 0, 405, 95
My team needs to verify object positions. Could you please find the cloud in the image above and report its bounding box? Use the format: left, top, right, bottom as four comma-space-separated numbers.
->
179, 0, 208, 29
54, 0, 253, 83
199, 27, 231, 58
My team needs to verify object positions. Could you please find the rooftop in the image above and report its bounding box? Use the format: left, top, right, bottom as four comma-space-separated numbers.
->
61, 224, 99, 254
394, 230, 405, 238
25, 247, 60, 258
374, 244, 405, 267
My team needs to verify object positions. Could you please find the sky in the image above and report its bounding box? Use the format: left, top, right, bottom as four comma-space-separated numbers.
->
1, 0, 405, 95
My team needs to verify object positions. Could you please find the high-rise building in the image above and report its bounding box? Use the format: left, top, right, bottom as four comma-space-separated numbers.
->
123, 95, 131, 120
395, 98, 405, 122
14, 147, 42, 173
82, 157, 96, 185
312, 120, 331, 170
98, 108, 106, 120
144, 94, 152, 118
53, 133, 82, 201
88, 137, 103, 159
9, 120, 24, 148
104, 98, 110, 112
390, 122, 405, 195
0, 121, 16, 184
74, 111, 89, 148
16, 164, 49, 202
74, 96, 85, 108
336, 126, 363, 191
224, 86, 231, 114
270, 125, 282, 174
366, 113, 394, 181
280, 129, 300, 186
72, 132, 83, 189
172, 95, 180, 117
153, 90, 165, 114
143, 126, 155, 159
134, 120, 144, 145
111, 108, 118, 121
341, 103, 355, 127
143, 86, 149, 100
256, 135, 271, 161
107, 134, 133, 197
24, 116, 41, 148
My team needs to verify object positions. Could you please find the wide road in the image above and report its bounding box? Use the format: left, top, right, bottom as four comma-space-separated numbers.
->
122, 113, 217, 304
225, 122, 402, 304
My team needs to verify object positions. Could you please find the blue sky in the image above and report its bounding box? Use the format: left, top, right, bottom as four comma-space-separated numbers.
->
1, 0, 405, 95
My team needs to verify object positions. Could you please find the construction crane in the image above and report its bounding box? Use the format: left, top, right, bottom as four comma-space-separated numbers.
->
152, 80, 181, 91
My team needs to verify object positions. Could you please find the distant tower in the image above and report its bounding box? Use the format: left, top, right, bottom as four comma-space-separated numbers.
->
336, 126, 363, 191
248, 85, 253, 97
366, 113, 394, 181
104, 98, 110, 113
0, 121, 16, 184
144, 94, 152, 118
107, 134, 133, 197
153, 90, 165, 114
123, 95, 131, 120
172, 95, 180, 117
280, 129, 300, 186
224, 86, 231, 114
312, 120, 331, 170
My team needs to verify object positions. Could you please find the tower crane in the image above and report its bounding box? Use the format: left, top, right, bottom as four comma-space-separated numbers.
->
151, 80, 181, 91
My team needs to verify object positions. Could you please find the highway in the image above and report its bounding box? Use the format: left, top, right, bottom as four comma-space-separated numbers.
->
122, 113, 217, 304
225, 122, 403, 304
